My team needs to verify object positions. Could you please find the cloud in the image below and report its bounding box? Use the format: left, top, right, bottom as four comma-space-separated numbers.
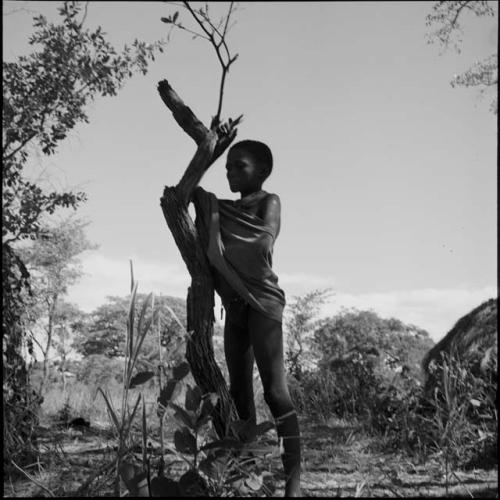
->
278, 271, 335, 294
66, 253, 191, 312
316, 286, 497, 342
67, 255, 496, 343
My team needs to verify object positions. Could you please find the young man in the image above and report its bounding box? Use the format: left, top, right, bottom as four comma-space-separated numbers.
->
193, 128, 301, 497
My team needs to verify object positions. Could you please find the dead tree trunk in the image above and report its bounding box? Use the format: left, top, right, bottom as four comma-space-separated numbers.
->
158, 80, 239, 438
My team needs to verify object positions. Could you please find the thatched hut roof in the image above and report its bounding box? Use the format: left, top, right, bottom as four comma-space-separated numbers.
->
422, 297, 497, 375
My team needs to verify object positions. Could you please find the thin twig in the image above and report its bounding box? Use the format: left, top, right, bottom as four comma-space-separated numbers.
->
180, 1, 238, 122
170, 21, 209, 41
11, 461, 55, 497
183, 1, 214, 41
156, 295, 166, 473
222, 2, 234, 38
450, 1, 470, 31
79, 1, 89, 28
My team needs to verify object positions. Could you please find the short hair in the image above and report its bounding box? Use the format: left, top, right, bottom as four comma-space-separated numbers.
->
229, 140, 273, 178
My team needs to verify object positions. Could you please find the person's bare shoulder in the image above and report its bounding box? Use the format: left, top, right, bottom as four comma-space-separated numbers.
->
260, 193, 281, 235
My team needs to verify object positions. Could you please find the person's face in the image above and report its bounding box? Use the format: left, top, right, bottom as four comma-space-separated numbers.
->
226, 148, 266, 195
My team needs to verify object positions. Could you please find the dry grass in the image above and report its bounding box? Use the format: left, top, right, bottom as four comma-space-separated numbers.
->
40, 379, 160, 428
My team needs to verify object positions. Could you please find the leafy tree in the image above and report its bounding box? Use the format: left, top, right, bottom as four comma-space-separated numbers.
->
426, 0, 497, 113
3, 1, 166, 246
20, 217, 96, 393
313, 308, 434, 380
2, 244, 41, 467
284, 288, 332, 380
290, 309, 435, 421
76, 354, 125, 387
2, 1, 165, 469
75, 293, 188, 372
51, 301, 86, 390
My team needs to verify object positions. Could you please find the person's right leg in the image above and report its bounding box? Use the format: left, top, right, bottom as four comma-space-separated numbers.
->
223, 300, 256, 425
248, 308, 301, 497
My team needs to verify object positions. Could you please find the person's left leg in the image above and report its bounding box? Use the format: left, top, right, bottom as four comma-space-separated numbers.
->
224, 299, 256, 425
248, 308, 301, 497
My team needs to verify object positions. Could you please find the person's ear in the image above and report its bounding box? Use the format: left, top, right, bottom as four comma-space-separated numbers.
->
259, 166, 270, 179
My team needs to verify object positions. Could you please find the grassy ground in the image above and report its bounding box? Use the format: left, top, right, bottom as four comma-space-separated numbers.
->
5, 373, 497, 497
5, 411, 498, 497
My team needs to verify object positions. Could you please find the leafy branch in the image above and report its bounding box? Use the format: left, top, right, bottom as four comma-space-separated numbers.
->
425, 0, 495, 53
2, 1, 168, 246
425, 0, 497, 113
161, 1, 239, 123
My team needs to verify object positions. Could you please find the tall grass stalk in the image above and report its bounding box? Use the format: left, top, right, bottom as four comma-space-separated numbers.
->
97, 260, 154, 496
156, 293, 167, 477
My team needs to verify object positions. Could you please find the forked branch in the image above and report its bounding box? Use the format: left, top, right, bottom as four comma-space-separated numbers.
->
157, 79, 242, 204
161, 1, 239, 123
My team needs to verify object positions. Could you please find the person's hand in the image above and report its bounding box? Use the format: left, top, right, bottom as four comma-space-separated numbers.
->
215, 118, 235, 139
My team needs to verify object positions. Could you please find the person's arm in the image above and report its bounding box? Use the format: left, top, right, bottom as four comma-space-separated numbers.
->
180, 120, 236, 205
261, 194, 281, 238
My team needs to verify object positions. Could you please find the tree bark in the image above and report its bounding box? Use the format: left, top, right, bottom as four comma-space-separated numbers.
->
158, 80, 239, 437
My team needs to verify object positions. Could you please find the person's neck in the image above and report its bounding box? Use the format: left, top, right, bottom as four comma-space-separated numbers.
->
240, 186, 263, 199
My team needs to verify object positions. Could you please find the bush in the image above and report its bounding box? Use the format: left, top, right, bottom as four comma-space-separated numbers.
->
422, 352, 497, 469
292, 344, 497, 473
380, 351, 497, 469
289, 370, 347, 422
293, 347, 390, 424
77, 354, 124, 386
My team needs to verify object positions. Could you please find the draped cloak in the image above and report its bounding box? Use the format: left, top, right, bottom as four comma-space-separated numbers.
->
193, 186, 286, 323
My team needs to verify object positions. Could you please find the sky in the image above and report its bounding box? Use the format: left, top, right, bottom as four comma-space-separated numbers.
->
3, 1, 498, 342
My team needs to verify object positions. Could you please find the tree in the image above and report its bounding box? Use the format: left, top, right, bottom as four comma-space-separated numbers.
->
157, 2, 244, 437
308, 309, 434, 420
2, 1, 165, 468
75, 293, 188, 372
313, 309, 434, 380
284, 288, 333, 380
2, 244, 41, 467
3, 1, 166, 246
426, 0, 497, 113
20, 217, 96, 393
51, 301, 86, 391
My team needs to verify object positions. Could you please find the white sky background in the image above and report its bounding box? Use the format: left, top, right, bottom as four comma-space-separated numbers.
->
3, 1, 497, 342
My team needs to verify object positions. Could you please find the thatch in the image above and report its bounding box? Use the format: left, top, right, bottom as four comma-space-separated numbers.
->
422, 297, 497, 378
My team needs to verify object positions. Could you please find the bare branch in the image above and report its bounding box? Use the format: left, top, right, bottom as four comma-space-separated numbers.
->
165, 19, 209, 41
172, 1, 238, 121
222, 2, 234, 39
177, 24, 209, 40
157, 79, 209, 144
195, 5, 232, 62
157, 79, 243, 163
183, 1, 214, 41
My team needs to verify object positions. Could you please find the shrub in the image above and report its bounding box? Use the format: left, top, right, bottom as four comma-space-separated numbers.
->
77, 354, 124, 386
379, 351, 497, 470
289, 370, 347, 422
